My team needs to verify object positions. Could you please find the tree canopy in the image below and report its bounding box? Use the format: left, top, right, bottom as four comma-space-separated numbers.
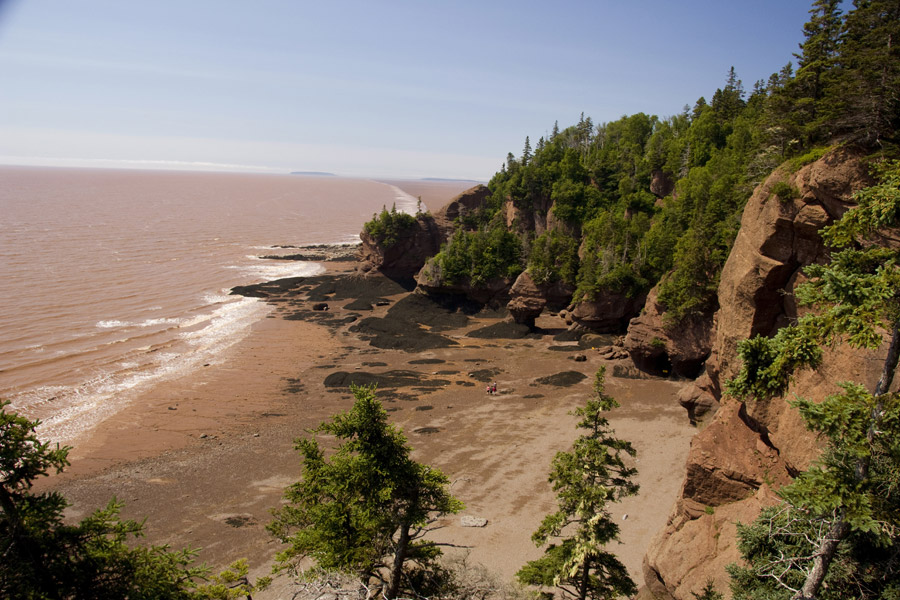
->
0, 400, 264, 600
267, 384, 463, 600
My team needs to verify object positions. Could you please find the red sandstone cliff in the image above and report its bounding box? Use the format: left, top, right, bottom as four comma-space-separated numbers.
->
639, 148, 887, 599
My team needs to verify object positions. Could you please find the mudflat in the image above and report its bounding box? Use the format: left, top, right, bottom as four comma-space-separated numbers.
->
43, 257, 695, 595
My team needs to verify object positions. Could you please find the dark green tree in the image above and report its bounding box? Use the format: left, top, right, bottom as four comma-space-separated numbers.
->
268, 384, 463, 600
517, 367, 638, 600
0, 401, 232, 600
363, 204, 417, 249
727, 160, 900, 600
833, 0, 900, 146
793, 0, 844, 139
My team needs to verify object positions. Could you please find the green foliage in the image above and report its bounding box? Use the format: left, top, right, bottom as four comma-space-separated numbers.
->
470, 0, 899, 328
575, 211, 652, 301
517, 368, 638, 600
729, 387, 900, 600
194, 560, 271, 600
0, 400, 230, 600
268, 385, 462, 599
527, 229, 579, 286
786, 146, 832, 172
693, 579, 725, 600
363, 204, 417, 249
770, 180, 798, 202
434, 225, 523, 287
727, 160, 900, 599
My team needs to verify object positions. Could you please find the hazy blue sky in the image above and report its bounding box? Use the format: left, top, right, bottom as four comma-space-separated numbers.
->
0, 1, 816, 180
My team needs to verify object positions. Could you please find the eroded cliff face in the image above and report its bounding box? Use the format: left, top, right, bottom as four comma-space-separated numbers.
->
623, 285, 715, 379
640, 148, 881, 600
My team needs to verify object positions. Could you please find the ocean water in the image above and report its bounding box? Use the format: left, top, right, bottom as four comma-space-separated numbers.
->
0, 167, 419, 444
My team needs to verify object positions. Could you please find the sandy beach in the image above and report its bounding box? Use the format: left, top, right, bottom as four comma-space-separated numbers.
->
41, 184, 696, 597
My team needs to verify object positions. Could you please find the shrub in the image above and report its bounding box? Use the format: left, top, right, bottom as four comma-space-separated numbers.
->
363, 204, 417, 248
770, 180, 798, 202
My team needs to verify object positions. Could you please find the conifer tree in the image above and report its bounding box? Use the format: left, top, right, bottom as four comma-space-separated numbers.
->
0, 401, 240, 600
834, 0, 900, 145
727, 160, 900, 600
268, 385, 462, 600
517, 367, 638, 600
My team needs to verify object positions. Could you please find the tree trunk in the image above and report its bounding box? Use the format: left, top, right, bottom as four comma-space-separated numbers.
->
386, 522, 411, 600
792, 324, 899, 600
791, 517, 850, 600
578, 556, 591, 600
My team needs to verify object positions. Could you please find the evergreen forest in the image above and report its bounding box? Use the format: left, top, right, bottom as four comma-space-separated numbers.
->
431, 0, 899, 326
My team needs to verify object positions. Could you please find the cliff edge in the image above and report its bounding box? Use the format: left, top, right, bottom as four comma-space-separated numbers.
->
639, 147, 885, 599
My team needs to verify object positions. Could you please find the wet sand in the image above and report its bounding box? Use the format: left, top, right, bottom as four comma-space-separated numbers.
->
41, 185, 696, 596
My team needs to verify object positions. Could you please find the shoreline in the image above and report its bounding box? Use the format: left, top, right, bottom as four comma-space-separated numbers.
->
39, 181, 696, 595
43, 258, 695, 593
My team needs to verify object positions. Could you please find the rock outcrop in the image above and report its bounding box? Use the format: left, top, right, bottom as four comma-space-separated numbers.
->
358, 214, 444, 279
506, 271, 574, 327
415, 260, 514, 308
623, 285, 714, 378
357, 185, 490, 279
641, 148, 879, 599
565, 290, 648, 334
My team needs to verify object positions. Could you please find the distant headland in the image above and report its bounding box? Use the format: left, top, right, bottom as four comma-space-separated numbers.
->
289, 171, 337, 177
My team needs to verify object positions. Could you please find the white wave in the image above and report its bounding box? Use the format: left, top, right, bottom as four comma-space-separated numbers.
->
225, 260, 325, 281
96, 317, 182, 329
24, 296, 272, 446
387, 185, 420, 216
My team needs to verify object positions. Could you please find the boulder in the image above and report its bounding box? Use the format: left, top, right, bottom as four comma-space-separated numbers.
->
650, 169, 675, 198
438, 185, 490, 224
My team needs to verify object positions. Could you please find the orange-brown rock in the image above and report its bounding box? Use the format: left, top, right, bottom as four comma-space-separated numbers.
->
415, 260, 514, 308
438, 184, 490, 225
623, 284, 714, 378
642, 484, 781, 600
713, 147, 871, 384
641, 148, 879, 600
650, 169, 675, 198
569, 290, 647, 333
506, 271, 574, 326
358, 185, 490, 279
358, 214, 444, 279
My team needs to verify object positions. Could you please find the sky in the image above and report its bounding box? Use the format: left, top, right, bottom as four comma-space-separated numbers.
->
0, 1, 817, 180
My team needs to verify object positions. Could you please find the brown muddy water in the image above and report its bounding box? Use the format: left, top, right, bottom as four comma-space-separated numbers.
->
0, 166, 434, 444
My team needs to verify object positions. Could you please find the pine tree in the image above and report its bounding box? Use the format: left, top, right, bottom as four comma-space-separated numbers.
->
833, 0, 900, 145
517, 367, 638, 600
0, 401, 226, 600
795, 0, 843, 102
727, 160, 900, 600
268, 385, 462, 600
792, 0, 845, 143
